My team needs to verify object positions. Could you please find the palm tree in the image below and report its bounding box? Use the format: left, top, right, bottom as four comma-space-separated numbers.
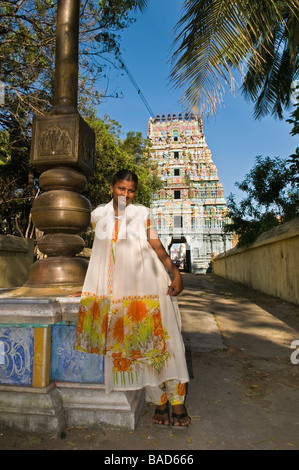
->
135, 0, 148, 10
169, 0, 299, 119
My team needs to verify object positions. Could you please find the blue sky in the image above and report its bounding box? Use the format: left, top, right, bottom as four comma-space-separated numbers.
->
97, 0, 297, 203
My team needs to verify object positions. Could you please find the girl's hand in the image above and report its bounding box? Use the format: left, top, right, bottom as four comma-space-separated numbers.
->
147, 226, 184, 296
167, 275, 184, 296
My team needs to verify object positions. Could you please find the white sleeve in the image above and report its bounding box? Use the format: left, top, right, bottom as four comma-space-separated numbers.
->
90, 204, 105, 228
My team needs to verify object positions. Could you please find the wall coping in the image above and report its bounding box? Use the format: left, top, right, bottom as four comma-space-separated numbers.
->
215, 217, 299, 259
0, 235, 34, 253
0, 296, 80, 325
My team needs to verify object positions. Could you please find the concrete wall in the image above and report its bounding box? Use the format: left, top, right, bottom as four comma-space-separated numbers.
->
213, 218, 299, 305
0, 235, 35, 288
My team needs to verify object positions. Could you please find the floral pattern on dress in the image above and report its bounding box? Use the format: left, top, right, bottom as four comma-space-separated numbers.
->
74, 295, 169, 364
147, 380, 186, 406
74, 294, 171, 388
74, 295, 111, 354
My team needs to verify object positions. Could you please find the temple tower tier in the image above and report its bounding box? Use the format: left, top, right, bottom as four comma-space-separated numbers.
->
148, 113, 233, 273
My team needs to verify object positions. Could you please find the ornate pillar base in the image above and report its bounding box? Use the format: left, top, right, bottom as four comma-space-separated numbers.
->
24, 256, 89, 288
56, 383, 145, 431
0, 383, 145, 435
0, 384, 66, 435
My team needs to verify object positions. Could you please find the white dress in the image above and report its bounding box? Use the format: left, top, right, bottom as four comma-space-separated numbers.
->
74, 200, 189, 394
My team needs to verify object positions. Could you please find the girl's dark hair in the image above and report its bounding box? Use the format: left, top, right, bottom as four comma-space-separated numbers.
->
112, 169, 138, 187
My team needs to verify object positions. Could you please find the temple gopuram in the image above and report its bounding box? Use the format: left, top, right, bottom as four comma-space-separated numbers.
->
148, 112, 233, 273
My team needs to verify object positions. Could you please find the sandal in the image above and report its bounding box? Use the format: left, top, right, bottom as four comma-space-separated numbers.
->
152, 404, 170, 428
171, 410, 191, 430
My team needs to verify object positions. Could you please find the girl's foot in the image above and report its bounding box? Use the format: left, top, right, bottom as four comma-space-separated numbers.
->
171, 404, 191, 429
152, 403, 170, 427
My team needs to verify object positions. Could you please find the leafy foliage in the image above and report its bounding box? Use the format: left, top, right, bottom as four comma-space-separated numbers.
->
0, 128, 36, 236
0, 0, 146, 139
225, 155, 299, 246
83, 117, 161, 209
286, 103, 299, 136
286, 105, 299, 186
241, 6, 299, 119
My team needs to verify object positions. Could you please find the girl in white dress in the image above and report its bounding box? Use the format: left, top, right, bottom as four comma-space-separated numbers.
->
74, 170, 190, 428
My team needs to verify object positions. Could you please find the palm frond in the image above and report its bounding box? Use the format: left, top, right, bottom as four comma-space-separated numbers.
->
242, 18, 298, 118
169, 0, 299, 117
133, 0, 148, 13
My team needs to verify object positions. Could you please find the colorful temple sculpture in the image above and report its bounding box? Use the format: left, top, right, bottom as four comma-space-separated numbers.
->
148, 112, 233, 273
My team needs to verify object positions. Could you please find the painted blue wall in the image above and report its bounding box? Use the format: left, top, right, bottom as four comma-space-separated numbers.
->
0, 327, 34, 385
0, 324, 104, 386
50, 324, 104, 383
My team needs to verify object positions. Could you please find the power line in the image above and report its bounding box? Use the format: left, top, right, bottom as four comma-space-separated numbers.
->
118, 56, 155, 118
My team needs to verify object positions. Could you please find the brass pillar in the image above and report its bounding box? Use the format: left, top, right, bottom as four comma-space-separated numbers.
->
26, 0, 95, 288
53, 0, 80, 115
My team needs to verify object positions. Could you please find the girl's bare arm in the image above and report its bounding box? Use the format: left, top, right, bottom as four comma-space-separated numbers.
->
147, 226, 184, 296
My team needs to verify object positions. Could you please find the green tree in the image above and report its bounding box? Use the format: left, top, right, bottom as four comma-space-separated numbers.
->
287, 104, 299, 136
0, 128, 36, 236
121, 131, 148, 163
82, 117, 161, 209
0, 129, 10, 165
170, 0, 299, 118
225, 155, 299, 246
286, 104, 299, 188
0, 0, 147, 139
120, 131, 162, 204
83, 118, 132, 208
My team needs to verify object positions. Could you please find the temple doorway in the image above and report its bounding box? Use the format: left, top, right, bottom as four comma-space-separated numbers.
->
168, 237, 191, 272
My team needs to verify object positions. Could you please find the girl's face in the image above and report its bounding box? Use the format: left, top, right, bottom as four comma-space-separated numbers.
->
110, 179, 137, 210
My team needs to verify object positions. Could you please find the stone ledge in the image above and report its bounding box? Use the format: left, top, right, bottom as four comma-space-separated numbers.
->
0, 384, 66, 435
56, 383, 145, 430
0, 235, 34, 253
0, 298, 62, 325
0, 296, 80, 325
215, 217, 299, 259
0, 382, 145, 434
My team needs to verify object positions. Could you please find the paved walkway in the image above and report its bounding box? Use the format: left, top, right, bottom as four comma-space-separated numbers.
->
0, 273, 299, 451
